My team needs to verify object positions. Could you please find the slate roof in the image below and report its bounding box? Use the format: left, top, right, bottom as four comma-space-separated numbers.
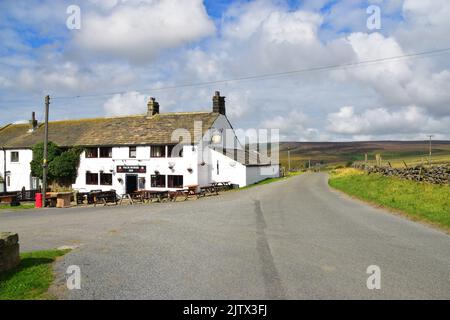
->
0, 112, 220, 149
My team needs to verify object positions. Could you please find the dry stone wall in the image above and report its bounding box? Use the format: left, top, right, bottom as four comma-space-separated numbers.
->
354, 165, 450, 185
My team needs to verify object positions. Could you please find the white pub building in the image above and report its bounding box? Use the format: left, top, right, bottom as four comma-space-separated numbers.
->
0, 92, 279, 195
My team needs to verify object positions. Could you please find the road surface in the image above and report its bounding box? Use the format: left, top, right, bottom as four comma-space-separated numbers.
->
1, 173, 449, 299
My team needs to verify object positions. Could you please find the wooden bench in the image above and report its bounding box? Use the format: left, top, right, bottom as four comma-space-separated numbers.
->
0, 194, 20, 206
94, 191, 119, 206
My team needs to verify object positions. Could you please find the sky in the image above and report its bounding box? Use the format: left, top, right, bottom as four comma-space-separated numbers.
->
0, 0, 450, 141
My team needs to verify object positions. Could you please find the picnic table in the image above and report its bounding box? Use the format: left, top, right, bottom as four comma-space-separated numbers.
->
0, 194, 19, 206
169, 189, 189, 202
200, 185, 219, 196
211, 181, 232, 191
131, 190, 170, 203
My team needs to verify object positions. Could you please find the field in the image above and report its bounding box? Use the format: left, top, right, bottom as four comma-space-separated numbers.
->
275, 141, 450, 169
329, 168, 450, 231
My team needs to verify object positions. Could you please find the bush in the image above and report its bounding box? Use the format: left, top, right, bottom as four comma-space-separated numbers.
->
30, 142, 82, 185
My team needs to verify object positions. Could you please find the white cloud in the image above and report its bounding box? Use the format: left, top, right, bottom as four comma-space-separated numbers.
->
103, 91, 148, 116
327, 105, 449, 137
74, 0, 215, 64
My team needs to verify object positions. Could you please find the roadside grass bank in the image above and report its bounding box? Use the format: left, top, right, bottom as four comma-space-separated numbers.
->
0, 203, 35, 211
329, 168, 450, 231
241, 171, 303, 190
0, 249, 70, 300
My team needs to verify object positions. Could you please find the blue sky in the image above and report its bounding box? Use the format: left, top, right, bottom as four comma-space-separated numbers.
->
0, 0, 449, 141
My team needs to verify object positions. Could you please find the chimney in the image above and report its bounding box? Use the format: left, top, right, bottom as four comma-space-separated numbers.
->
147, 97, 159, 117
212, 91, 226, 115
29, 112, 38, 131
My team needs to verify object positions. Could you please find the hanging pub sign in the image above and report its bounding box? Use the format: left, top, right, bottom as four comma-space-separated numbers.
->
116, 165, 147, 173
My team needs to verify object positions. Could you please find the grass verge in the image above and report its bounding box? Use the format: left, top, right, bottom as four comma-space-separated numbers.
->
0, 249, 70, 300
0, 203, 35, 211
329, 168, 450, 231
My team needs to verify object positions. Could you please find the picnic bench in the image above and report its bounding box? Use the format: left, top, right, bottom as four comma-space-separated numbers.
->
210, 181, 232, 192
94, 191, 119, 206
132, 190, 170, 203
0, 194, 20, 206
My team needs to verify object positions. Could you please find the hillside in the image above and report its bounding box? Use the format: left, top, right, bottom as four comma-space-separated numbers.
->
275, 141, 450, 169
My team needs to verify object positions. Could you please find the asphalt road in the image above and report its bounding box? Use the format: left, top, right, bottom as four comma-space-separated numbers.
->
1, 173, 449, 299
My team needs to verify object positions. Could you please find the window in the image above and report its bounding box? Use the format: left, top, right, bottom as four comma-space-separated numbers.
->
86, 172, 99, 185
100, 147, 112, 158
31, 177, 39, 190
86, 148, 98, 158
7, 175, 11, 187
100, 173, 113, 186
151, 175, 166, 188
168, 175, 183, 188
10, 151, 19, 162
129, 146, 137, 158
217, 160, 220, 175
167, 145, 183, 158
138, 177, 146, 190
151, 146, 165, 158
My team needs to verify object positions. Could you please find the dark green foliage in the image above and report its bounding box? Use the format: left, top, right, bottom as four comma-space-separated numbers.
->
30, 142, 82, 184
49, 148, 82, 184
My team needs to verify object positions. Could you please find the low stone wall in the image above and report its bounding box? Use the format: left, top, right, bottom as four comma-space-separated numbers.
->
0, 232, 20, 273
354, 164, 450, 185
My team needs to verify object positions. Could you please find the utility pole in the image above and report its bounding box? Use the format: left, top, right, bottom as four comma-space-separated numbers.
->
309, 159, 311, 171
428, 135, 433, 167
42, 95, 50, 207
287, 147, 291, 172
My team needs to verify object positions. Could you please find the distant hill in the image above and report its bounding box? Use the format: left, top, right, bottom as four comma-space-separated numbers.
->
274, 141, 450, 169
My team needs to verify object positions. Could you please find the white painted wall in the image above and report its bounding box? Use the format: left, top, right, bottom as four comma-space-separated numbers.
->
73, 145, 200, 194
0, 149, 33, 192
209, 149, 280, 188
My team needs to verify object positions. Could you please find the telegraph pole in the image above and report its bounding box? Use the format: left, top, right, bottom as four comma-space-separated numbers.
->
428, 135, 433, 167
287, 147, 291, 172
42, 95, 50, 207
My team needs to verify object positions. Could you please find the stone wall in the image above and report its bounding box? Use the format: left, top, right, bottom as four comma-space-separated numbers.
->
354, 164, 450, 185
0, 232, 20, 273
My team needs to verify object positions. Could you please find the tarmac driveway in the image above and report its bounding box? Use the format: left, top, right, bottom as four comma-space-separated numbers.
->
1, 173, 449, 299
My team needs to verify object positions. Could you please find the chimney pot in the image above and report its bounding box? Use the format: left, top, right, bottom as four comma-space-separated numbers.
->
212, 91, 226, 115
147, 97, 160, 117
29, 112, 38, 131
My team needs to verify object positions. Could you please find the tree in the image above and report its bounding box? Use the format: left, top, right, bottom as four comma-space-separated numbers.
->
49, 148, 82, 184
30, 142, 82, 185
30, 142, 62, 181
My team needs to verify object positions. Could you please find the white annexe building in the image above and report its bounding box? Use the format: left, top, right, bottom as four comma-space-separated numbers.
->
0, 92, 279, 195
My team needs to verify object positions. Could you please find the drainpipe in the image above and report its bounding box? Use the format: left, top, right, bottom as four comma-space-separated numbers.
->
1, 147, 6, 193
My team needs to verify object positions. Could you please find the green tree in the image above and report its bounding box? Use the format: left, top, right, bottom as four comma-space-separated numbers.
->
30, 142, 62, 181
30, 143, 82, 185
48, 148, 82, 184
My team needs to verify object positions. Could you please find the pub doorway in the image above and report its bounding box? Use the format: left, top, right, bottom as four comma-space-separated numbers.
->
126, 174, 138, 195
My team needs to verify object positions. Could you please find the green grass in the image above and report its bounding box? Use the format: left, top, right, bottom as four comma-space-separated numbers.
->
329, 169, 450, 230
0, 203, 35, 211
0, 249, 70, 300
241, 171, 303, 189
